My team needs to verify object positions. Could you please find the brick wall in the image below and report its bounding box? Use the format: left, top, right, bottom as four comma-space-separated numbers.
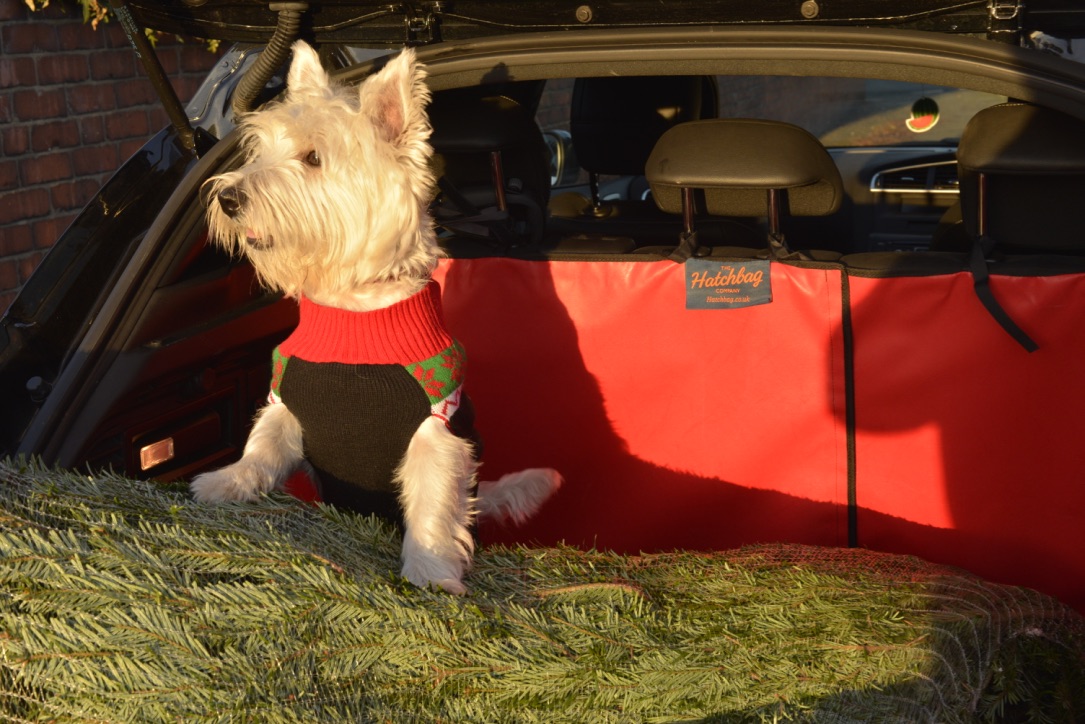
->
0, 0, 223, 312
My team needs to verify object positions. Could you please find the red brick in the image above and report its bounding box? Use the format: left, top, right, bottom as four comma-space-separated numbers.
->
32, 216, 73, 249
0, 259, 18, 292
71, 144, 119, 175
68, 83, 116, 114
106, 109, 150, 140
0, 92, 10, 123
31, 119, 80, 152
13, 88, 66, 120
89, 49, 135, 80
50, 179, 99, 211
153, 34, 183, 50
36, 0, 80, 21
114, 79, 157, 108
119, 137, 149, 160
172, 77, 203, 105
148, 107, 168, 131
20, 152, 73, 185
79, 115, 105, 144
0, 57, 36, 89
57, 21, 108, 50
102, 23, 131, 49
0, 223, 33, 256
0, 125, 29, 156
181, 45, 221, 73
0, 159, 16, 191
0, 0, 30, 21
17, 251, 45, 283
0, 188, 50, 224
155, 48, 181, 75
1, 23, 58, 53
36, 54, 90, 85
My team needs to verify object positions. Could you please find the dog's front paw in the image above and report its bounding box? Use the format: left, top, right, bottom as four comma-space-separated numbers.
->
401, 546, 469, 596
421, 576, 467, 596
191, 462, 275, 503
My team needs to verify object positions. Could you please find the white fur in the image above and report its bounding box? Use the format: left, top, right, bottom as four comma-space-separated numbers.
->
191, 41, 560, 594
396, 416, 477, 595
191, 402, 304, 502
202, 42, 439, 309
475, 469, 564, 525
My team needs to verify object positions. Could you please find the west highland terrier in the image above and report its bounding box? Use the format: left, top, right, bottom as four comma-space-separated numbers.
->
191, 41, 561, 594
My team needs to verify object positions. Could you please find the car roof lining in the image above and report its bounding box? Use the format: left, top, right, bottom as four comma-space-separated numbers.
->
331, 27, 1085, 122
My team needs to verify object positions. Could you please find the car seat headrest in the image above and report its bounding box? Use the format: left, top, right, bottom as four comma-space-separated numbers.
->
430, 95, 543, 157
956, 103, 1085, 253
957, 103, 1085, 175
570, 75, 717, 177
428, 91, 551, 245
645, 118, 844, 218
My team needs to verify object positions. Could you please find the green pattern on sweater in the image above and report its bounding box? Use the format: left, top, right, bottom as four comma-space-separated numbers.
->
269, 340, 465, 407
404, 340, 466, 405
270, 346, 289, 403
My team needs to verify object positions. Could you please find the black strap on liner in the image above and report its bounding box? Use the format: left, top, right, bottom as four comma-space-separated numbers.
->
668, 230, 699, 262
968, 235, 1039, 352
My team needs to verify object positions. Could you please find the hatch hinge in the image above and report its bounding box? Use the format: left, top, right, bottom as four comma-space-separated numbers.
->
987, 0, 1024, 44
402, 2, 444, 45
108, 0, 215, 156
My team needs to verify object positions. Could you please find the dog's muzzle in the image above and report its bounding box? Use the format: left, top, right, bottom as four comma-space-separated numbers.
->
216, 187, 247, 219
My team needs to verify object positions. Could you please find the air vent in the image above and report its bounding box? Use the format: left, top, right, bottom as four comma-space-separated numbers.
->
871, 159, 959, 194
931, 162, 960, 191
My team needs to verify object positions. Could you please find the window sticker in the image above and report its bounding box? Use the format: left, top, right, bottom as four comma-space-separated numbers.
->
905, 96, 940, 133
685, 259, 772, 310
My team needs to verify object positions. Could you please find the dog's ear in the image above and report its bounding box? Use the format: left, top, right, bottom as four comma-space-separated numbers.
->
358, 48, 431, 147
286, 41, 330, 95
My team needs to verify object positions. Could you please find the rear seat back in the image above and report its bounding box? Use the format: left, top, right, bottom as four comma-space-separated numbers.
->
839, 103, 1085, 610
428, 109, 1085, 613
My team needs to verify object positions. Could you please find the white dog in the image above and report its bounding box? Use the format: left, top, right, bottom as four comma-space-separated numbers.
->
191, 41, 560, 594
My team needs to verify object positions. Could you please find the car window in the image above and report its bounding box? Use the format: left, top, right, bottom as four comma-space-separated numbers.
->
537, 76, 1007, 155
721, 77, 1007, 148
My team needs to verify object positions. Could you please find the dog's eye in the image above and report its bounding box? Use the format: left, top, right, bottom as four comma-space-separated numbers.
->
303, 150, 321, 167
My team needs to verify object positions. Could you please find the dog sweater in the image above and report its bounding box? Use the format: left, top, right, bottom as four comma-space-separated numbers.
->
268, 281, 478, 520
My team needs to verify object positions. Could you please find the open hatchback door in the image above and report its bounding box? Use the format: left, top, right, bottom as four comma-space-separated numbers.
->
3, 0, 1085, 614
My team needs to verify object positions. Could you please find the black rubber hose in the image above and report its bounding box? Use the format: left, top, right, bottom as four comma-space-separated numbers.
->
231, 2, 309, 119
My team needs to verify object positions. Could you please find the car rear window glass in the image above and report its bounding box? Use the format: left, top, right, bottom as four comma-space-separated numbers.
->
721, 77, 1006, 148
536, 76, 1007, 151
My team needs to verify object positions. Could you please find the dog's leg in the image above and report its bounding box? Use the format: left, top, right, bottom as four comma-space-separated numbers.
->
475, 469, 562, 525
191, 402, 304, 503
397, 416, 477, 595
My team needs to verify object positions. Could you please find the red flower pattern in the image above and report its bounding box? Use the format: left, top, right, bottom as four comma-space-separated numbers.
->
271, 359, 284, 392
412, 365, 446, 398
439, 345, 467, 385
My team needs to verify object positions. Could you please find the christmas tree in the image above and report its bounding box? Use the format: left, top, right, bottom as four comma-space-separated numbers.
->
1, 459, 1082, 722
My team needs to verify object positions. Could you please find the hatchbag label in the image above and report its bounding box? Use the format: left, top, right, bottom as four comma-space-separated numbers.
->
685, 259, 772, 309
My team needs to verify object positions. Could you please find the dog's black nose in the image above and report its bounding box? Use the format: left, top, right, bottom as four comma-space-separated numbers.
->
217, 187, 247, 218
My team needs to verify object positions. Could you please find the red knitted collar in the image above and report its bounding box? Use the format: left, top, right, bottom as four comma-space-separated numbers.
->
278, 281, 454, 365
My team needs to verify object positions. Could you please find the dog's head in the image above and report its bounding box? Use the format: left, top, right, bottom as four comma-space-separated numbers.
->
204, 41, 437, 299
